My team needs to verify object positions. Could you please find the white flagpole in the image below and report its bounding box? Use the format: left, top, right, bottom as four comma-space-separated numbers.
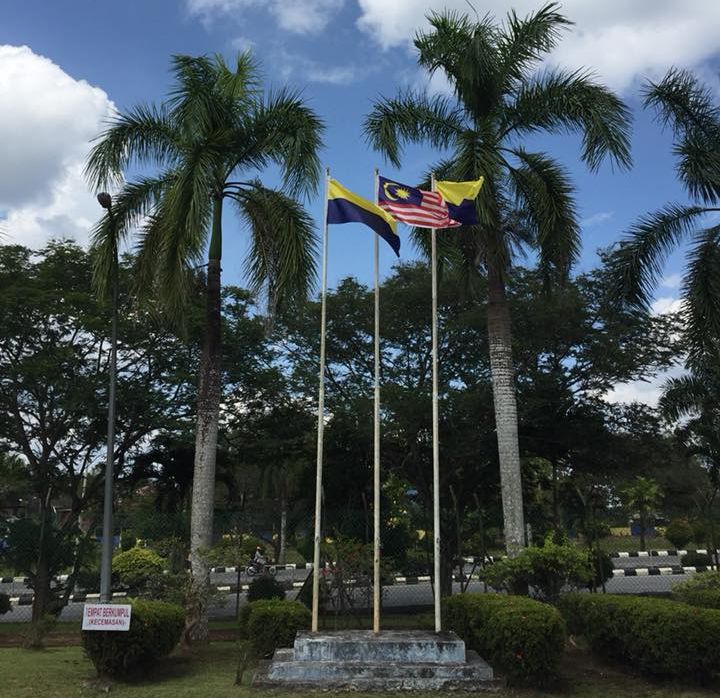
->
311, 168, 331, 633
373, 168, 382, 634
431, 172, 442, 632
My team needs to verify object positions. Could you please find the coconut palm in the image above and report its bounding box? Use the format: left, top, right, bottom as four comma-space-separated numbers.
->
610, 68, 720, 364
85, 53, 323, 641
363, 4, 631, 553
620, 476, 662, 551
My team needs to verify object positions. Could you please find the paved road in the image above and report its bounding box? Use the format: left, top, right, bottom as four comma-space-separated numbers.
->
1, 572, 695, 624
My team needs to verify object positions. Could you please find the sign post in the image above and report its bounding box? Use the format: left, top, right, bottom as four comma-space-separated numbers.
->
82, 603, 132, 631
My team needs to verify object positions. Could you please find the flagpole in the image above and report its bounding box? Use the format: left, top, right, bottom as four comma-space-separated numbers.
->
312, 168, 331, 633
373, 168, 381, 634
431, 172, 442, 632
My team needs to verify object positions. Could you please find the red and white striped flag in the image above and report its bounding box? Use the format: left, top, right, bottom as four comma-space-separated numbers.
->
377, 176, 460, 228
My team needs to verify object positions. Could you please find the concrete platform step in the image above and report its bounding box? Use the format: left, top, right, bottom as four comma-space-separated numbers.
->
253, 631, 497, 691
293, 630, 467, 663
255, 650, 496, 690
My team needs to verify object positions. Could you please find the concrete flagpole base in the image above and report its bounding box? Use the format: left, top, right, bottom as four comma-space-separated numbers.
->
253, 630, 498, 691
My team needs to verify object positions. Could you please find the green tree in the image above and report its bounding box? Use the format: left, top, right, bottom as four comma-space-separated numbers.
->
85, 53, 324, 641
620, 476, 662, 550
0, 242, 194, 638
364, 4, 631, 553
610, 68, 720, 363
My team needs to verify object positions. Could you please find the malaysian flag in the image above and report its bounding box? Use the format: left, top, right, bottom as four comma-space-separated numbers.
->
378, 176, 460, 228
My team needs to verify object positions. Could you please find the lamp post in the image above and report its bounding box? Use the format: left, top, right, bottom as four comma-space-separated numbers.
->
97, 192, 118, 604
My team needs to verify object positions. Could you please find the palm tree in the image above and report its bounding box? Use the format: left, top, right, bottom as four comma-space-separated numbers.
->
610, 68, 720, 364
85, 53, 324, 641
363, 4, 631, 553
620, 476, 662, 551
660, 361, 720, 564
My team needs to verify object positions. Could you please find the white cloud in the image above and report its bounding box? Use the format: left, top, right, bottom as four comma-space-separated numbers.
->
651, 296, 684, 315
356, 1, 720, 93
603, 366, 682, 407
188, 0, 344, 34
581, 211, 614, 227
0, 46, 115, 249
660, 273, 683, 290
273, 48, 364, 85
605, 292, 686, 406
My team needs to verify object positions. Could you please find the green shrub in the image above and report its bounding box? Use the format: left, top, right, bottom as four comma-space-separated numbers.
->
673, 570, 720, 608
246, 576, 285, 602
558, 593, 720, 680
82, 598, 184, 677
681, 551, 713, 567
483, 535, 592, 602
443, 593, 565, 686
238, 599, 310, 658
0, 592, 11, 615
664, 518, 694, 550
204, 535, 264, 567
674, 569, 720, 592
674, 589, 720, 610
112, 547, 165, 588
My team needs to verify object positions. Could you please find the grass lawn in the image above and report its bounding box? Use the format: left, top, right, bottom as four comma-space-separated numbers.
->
1, 640, 718, 698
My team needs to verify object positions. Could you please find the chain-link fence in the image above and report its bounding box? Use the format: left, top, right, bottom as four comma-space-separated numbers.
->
2, 507, 718, 625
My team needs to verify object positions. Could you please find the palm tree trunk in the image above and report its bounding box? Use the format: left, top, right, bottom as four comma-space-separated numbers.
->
279, 491, 287, 565
187, 197, 223, 644
486, 267, 525, 555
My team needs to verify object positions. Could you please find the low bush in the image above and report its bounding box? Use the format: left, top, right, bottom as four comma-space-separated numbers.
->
112, 547, 165, 588
558, 593, 720, 680
664, 518, 694, 550
246, 576, 285, 602
0, 592, 11, 615
238, 599, 310, 658
681, 551, 713, 567
82, 598, 184, 677
443, 593, 565, 686
673, 570, 720, 609
483, 535, 592, 602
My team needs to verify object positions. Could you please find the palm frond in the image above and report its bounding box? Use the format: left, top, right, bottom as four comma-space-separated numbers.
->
245, 88, 324, 198
505, 148, 579, 280
503, 69, 632, 171
415, 10, 501, 119
660, 375, 708, 422
608, 204, 708, 310
167, 54, 233, 137
84, 105, 177, 190
643, 68, 720, 204
214, 51, 260, 104
497, 3, 571, 91
89, 176, 169, 297
684, 223, 720, 363
363, 92, 464, 168
233, 185, 317, 316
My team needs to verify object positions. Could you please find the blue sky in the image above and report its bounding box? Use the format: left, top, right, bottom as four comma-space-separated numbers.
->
1, 1, 719, 400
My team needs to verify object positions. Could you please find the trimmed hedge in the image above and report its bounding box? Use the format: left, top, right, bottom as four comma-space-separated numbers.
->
112, 547, 165, 587
443, 593, 565, 686
82, 599, 184, 677
681, 551, 713, 567
246, 576, 285, 603
238, 599, 310, 658
558, 593, 720, 680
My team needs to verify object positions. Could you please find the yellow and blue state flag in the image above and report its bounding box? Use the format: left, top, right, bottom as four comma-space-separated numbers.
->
327, 178, 400, 256
436, 177, 484, 226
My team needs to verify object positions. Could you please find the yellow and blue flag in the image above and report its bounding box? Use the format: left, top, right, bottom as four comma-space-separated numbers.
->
436, 177, 484, 226
327, 178, 400, 256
